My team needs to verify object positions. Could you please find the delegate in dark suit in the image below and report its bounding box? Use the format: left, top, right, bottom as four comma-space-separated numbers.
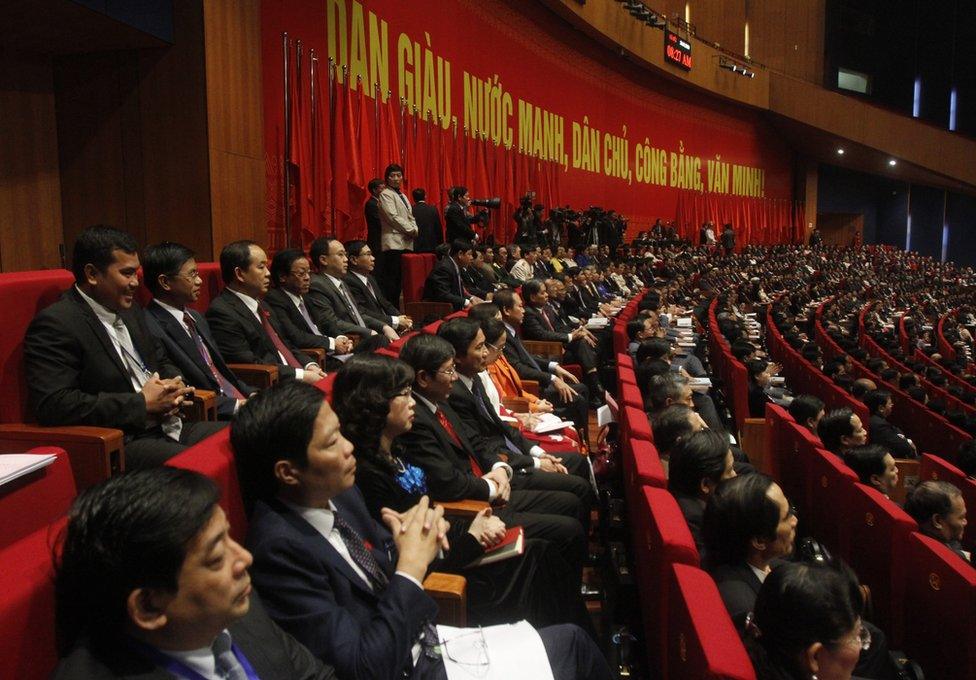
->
423, 257, 467, 311
501, 328, 589, 428
444, 202, 478, 243
399, 400, 586, 575
145, 301, 254, 419
307, 273, 386, 334
364, 195, 381, 255
24, 288, 225, 467
264, 287, 335, 352
206, 289, 313, 381
343, 271, 401, 328
522, 305, 598, 372
53, 594, 336, 680
412, 201, 443, 253
247, 490, 607, 680
307, 273, 374, 337
868, 414, 917, 459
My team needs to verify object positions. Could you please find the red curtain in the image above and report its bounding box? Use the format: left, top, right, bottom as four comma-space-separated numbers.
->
674, 189, 804, 248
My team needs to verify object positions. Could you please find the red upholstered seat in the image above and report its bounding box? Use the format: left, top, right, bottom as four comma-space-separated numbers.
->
919, 453, 976, 550
402, 253, 436, 304
780, 420, 820, 519
667, 563, 756, 680
624, 406, 653, 442
0, 517, 67, 680
621, 382, 644, 410
616, 353, 634, 371
764, 403, 794, 483
0, 269, 75, 423
0, 447, 74, 550
844, 483, 916, 647
167, 429, 248, 543
804, 447, 859, 555
903, 532, 976, 680
631, 439, 667, 489
634, 486, 700, 677
188, 262, 224, 313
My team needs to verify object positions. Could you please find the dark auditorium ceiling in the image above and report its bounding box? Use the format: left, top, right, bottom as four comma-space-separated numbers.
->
0, 0, 171, 56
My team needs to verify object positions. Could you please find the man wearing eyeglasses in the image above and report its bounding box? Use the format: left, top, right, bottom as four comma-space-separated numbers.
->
144, 241, 255, 419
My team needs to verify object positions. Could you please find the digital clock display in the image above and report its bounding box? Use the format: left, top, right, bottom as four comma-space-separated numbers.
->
665, 30, 692, 71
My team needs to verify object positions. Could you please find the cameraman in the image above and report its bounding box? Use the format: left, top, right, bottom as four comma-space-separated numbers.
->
513, 194, 535, 243
446, 185, 481, 243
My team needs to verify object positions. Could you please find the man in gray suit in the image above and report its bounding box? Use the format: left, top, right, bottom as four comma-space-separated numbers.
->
376, 163, 418, 304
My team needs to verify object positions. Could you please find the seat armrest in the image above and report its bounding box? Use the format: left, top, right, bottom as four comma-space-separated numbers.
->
227, 364, 279, 389
435, 499, 490, 518
301, 347, 327, 367
521, 380, 540, 397
523, 340, 565, 360
406, 301, 453, 324
0, 424, 124, 490
423, 572, 467, 627
182, 389, 217, 421
891, 459, 919, 505
501, 397, 530, 413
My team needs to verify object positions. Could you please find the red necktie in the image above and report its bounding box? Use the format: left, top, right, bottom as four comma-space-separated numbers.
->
436, 408, 484, 476
259, 307, 302, 368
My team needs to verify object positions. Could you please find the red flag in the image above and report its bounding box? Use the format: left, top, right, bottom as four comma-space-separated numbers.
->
310, 56, 330, 244
376, 91, 402, 174
287, 41, 313, 249
440, 123, 456, 213
425, 117, 442, 214
408, 113, 428, 199
330, 71, 351, 236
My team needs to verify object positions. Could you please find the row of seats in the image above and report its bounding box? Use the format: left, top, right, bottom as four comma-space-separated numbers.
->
615, 343, 755, 679
853, 303, 973, 460
765, 403, 976, 677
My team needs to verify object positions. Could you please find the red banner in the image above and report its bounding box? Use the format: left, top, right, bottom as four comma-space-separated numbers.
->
262, 0, 798, 245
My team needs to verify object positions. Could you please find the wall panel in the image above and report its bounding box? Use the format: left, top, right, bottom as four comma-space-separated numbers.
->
0, 56, 64, 271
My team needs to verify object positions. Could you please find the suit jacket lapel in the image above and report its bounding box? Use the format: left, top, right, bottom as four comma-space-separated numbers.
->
268, 499, 379, 600
68, 288, 131, 382
150, 303, 202, 371
223, 291, 274, 352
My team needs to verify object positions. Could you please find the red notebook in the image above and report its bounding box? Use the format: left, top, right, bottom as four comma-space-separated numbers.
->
465, 526, 525, 567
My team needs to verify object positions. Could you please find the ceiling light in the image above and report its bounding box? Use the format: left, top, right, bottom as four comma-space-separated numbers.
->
837, 148, 845, 155
888, 159, 897, 166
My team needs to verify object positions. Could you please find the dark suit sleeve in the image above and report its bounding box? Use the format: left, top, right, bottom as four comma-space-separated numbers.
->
445, 204, 476, 241
305, 287, 366, 337
522, 309, 571, 343
24, 310, 148, 430
714, 574, 757, 623
241, 594, 340, 680
249, 533, 436, 680
423, 262, 465, 310
206, 299, 297, 381
502, 340, 552, 388
399, 419, 492, 501
267, 296, 332, 352
870, 419, 916, 459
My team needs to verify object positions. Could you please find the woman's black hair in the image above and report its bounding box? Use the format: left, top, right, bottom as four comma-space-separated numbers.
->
55, 468, 219, 653
332, 354, 415, 473
702, 473, 781, 569
745, 560, 864, 679
745, 359, 768, 383
480, 317, 507, 346
667, 429, 730, 498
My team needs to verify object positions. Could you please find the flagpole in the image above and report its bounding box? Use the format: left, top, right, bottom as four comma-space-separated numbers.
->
374, 82, 380, 178
329, 59, 336, 235
310, 51, 318, 239
282, 32, 291, 251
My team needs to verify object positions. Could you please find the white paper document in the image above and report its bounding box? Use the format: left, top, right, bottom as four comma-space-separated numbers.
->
675, 317, 693, 328
0, 453, 58, 488
531, 414, 576, 434
438, 621, 555, 680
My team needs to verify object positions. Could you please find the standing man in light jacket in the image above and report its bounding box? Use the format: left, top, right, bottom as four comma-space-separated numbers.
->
376, 163, 418, 306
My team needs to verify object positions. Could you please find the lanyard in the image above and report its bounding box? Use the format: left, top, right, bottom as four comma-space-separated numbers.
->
130, 638, 262, 680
